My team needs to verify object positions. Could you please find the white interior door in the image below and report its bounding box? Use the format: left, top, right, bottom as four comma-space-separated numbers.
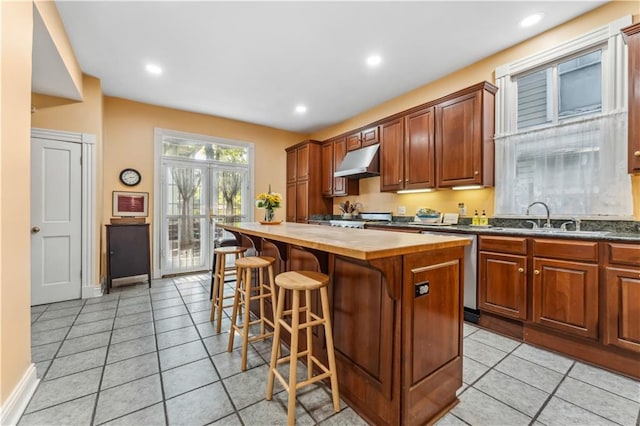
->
31, 137, 82, 305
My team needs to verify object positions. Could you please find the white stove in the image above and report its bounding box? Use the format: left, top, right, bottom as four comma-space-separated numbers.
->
329, 212, 393, 229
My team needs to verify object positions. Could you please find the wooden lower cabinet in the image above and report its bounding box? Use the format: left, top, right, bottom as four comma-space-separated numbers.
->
604, 241, 640, 354
532, 257, 599, 339
478, 252, 527, 320
478, 236, 640, 379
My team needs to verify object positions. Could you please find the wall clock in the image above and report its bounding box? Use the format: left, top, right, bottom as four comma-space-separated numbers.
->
119, 168, 142, 186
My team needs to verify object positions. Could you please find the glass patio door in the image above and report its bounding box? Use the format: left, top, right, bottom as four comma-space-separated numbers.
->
161, 161, 209, 275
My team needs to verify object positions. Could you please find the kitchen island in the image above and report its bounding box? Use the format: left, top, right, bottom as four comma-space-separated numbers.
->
220, 222, 470, 425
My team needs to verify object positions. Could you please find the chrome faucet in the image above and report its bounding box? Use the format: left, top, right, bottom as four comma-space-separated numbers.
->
526, 201, 551, 228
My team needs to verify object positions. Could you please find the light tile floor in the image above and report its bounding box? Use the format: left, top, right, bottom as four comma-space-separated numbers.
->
23, 274, 640, 425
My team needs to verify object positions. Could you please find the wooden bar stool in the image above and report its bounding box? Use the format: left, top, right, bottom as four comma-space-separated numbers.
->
227, 255, 277, 371
209, 245, 247, 333
266, 271, 340, 426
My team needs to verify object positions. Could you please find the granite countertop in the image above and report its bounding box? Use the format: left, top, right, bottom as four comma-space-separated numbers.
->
363, 222, 640, 242
218, 222, 470, 260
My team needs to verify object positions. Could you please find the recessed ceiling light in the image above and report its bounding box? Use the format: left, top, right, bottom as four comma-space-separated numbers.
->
145, 63, 163, 75
520, 13, 543, 28
295, 105, 307, 114
366, 55, 382, 67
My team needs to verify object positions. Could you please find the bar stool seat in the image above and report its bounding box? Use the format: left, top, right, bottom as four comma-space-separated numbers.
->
266, 270, 340, 426
227, 255, 277, 371
209, 245, 247, 333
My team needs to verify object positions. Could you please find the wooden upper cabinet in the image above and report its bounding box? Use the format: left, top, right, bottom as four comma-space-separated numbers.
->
347, 126, 380, 151
380, 118, 405, 192
321, 142, 334, 196
622, 23, 640, 173
435, 82, 497, 188
380, 108, 436, 192
286, 149, 297, 183
405, 107, 435, 190
296, 144, 310, 181
285, 140, 331, 222
321, 137, 358, 197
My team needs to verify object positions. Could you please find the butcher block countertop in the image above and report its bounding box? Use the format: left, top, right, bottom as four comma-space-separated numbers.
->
219, 222, 470, 260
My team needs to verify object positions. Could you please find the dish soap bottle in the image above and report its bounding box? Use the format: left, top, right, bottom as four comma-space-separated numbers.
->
480, 210, 488, 226
472, 210, 479, 226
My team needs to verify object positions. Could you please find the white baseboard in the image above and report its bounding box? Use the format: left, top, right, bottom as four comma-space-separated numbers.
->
0, 364, 39, 425
82, 282, 103, 299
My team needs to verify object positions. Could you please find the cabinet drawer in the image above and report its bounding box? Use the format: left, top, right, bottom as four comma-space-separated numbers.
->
532, 239, 598, 262
606, 243, 640, 266
479, 236, 527, 254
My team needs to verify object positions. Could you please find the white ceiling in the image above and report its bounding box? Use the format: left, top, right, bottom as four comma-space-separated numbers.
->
48, 1, 608, 133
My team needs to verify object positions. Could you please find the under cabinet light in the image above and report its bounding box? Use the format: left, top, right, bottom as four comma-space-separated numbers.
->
451, 185, 483, 191
397, 188, 434, 194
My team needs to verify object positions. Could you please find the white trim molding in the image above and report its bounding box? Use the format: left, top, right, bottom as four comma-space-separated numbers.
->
0, 364, 39, 425
31, 128, 98, 298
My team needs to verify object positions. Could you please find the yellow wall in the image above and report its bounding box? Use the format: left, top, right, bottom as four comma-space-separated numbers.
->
31, 74, 104, 286
311, 1, 640, 220
0, 0, 33, 407
103, 97, 305, 273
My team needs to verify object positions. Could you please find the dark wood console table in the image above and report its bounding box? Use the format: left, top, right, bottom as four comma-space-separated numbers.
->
105, 223, 151, 294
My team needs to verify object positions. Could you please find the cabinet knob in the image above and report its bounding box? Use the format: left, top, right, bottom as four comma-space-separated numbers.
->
109, 251, 114, 256
634, 151, 640, 157
398, 179, 402, 183
405, 179, 409, 182
474, 171, 479, 175
534, 270, 540, 275
518, 267, 524, 273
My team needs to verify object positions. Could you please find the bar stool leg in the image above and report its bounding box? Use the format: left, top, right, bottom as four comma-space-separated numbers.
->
240, 267, 253, 371
305, 289, 313, 380
259, 267, 265, 336
320, 286, 340, 413
214, 261, 228, 333
266, 286, 285, 400
227, 266, 243, 353
287, 289, 301, 426
210, 252, 223, 321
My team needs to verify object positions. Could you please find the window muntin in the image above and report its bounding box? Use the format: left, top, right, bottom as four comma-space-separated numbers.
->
516, 50, 602, 130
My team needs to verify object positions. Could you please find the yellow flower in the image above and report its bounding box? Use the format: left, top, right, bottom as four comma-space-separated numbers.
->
256, 190, 282, 209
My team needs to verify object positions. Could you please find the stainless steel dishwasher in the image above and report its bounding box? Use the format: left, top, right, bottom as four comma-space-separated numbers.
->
421, 230, 478, 321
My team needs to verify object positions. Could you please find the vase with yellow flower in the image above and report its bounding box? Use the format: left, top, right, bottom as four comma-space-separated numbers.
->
256, 185, 282, 224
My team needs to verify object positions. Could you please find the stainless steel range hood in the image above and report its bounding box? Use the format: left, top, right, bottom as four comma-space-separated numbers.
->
333, 144, 380, 179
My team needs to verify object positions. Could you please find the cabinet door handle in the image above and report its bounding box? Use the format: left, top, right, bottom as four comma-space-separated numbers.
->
534, 269, 540, 275
518, 267, 524, 273
634, 150, 640, 157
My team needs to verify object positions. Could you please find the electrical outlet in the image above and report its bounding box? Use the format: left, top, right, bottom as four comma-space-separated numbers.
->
398, 206, 406, 215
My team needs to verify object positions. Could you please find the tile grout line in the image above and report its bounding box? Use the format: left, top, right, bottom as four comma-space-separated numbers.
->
148, 280, 175, 426
528, 360, 576, 425
89, 291, 122, 426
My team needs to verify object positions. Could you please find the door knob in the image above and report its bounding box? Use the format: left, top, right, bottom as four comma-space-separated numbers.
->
634, 150, 640, 157
534, 270, 540, 275
31, 226, 40, 234
518, 267, 524, 273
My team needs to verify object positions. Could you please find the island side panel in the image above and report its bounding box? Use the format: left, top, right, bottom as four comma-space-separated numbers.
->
402, 246, 464, 425
329, 255, 401, 426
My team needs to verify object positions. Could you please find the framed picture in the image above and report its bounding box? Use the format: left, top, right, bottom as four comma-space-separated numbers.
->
112, 191, 148, 217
